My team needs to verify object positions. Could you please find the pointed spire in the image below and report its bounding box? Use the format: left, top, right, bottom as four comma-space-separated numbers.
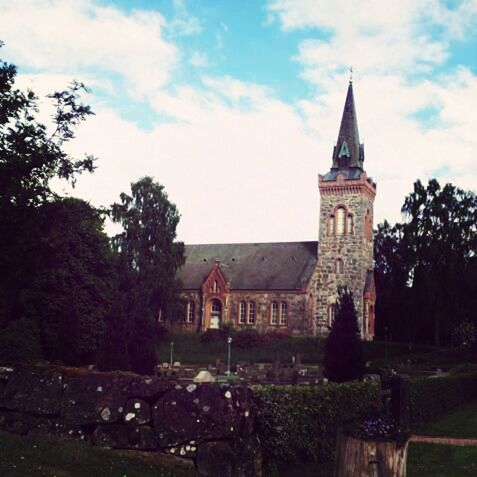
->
332, 81, 364, 170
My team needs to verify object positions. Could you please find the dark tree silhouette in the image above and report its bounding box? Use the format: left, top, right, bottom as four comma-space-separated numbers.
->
111, 177, 185, 374
323, 288, 365, 382
374, 179, 477, 347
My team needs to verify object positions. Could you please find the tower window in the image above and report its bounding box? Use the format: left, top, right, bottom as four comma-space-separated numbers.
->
239, 301, 246, 324
327, 304, 336, 327
248, 302, 256, 324
365, 210, 372, 240
271, 302, 279, 325
213, 280, 218, 293
186, 301, 194, 323
336, 207, 346, 235
280, 302, 288, 325
347, 214, 354, 235
335, 258, 344, 274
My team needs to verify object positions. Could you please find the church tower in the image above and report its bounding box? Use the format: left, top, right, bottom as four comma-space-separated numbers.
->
316, 80, 376, 339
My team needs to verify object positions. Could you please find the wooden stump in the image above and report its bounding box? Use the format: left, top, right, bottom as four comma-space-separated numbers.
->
334, 431, 408, 477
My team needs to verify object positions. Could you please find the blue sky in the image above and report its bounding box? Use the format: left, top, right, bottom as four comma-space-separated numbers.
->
0, 0, 476, 243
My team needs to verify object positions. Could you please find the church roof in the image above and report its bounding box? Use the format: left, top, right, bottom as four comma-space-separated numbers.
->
329, 81, 364, 175
177, 241, 318, 291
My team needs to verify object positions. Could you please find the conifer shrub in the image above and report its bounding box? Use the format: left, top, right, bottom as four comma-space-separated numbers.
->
323, 288, 365, 382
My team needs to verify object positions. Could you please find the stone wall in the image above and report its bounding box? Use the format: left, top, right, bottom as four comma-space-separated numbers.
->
178, 290, 311, 335
0, 365, 261, 477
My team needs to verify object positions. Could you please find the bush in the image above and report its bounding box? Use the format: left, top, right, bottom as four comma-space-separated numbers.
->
200, 329, 227, 343
410, 372, 477, 425
323, 289, 365, 382
233, 329, 264, 349
254, 381, 381, 469
263, 330, 291, 343
0, 318, 42, 364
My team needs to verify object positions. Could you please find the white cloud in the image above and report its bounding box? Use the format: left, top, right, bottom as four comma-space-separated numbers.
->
268, 0, 477, 80
0, 0, 178, 96
190, 51, 209, 68
168, 0, 202, 36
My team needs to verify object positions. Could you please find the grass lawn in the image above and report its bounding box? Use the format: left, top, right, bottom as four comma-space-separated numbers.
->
415, 400, 477, 439
408, 443, 477, 477
0, 430, 192, 477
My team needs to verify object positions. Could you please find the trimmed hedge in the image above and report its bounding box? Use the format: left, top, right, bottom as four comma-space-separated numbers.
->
253, 382, 381, 468
410, 372, 477, 425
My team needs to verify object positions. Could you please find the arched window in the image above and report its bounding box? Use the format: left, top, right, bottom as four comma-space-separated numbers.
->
327, 304, 336, 327
336, 207, 346, 235
328, 215, 335, 235
186, 301, 194, 323
347, 214, 354, 235
248, 302, 256, 324
280, 302, 287, 325
213, 280, 218, 293
335, 258, 344, 274
239, 301, 246, 324
271, 302, 279, 325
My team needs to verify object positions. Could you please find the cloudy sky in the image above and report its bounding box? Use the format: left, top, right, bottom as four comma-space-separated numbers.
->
1, 0, 476, 243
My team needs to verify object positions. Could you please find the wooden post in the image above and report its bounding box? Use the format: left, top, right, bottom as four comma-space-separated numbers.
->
334, 431, 408, 477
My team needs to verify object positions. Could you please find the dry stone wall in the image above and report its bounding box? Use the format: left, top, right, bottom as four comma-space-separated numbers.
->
0, 365, 261, 477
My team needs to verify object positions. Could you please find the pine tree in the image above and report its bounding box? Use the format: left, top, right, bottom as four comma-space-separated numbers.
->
323, 288, 365, 382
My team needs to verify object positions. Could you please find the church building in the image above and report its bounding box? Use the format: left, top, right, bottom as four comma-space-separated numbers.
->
176, 81, 376, 339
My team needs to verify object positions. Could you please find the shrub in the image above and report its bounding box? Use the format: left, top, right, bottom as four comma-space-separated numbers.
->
200, 328, 227, 343
323, 289, 365, 382
410, 372, 477, 425
233, 329, 264, 349
263, 330, 291, 343
254, 381, 381, 469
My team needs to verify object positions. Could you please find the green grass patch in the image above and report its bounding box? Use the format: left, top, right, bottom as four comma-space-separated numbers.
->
408, 443, 477, 477
157, 334, 324, 365
415, 401, 477, 439
157, 334, 429, 366
0, 430, 190, 477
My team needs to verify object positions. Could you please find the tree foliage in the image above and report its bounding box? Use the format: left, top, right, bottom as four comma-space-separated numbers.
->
111, 177, 185, 374
375, 179, 477, 347
323, 288, 365, 382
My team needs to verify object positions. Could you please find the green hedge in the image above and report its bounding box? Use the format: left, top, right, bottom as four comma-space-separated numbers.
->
253, 382, 380, 468
410, 372, 477, 425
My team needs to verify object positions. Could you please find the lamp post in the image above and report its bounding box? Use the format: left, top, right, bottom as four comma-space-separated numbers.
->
170, 341, 174, 367
226, 336, 232, 376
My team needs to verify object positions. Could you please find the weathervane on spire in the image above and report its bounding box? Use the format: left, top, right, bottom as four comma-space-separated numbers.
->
349, 66, 353, 83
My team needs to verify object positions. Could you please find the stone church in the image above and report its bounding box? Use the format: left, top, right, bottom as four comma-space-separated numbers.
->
176, 81, 376, 339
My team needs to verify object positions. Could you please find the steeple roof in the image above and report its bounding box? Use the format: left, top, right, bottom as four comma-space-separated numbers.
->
331, 81, 364, 171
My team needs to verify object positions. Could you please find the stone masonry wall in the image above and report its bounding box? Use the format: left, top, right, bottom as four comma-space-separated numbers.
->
0, 365, 261, 477
316, 174, 375, 337
178, 290, 310, 335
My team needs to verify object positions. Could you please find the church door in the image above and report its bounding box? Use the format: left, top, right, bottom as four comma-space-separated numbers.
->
209, 299, 222, 329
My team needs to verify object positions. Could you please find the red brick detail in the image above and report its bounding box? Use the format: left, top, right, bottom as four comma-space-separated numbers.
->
201, 261, 230, 330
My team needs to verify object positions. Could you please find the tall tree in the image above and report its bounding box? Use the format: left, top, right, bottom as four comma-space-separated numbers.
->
29, 198, 115, 365
111, 177, 185, 374
0, 42, 96, 330
374, 179, 477, 347
323, 288, 365, 383
401, 179, 476, 347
